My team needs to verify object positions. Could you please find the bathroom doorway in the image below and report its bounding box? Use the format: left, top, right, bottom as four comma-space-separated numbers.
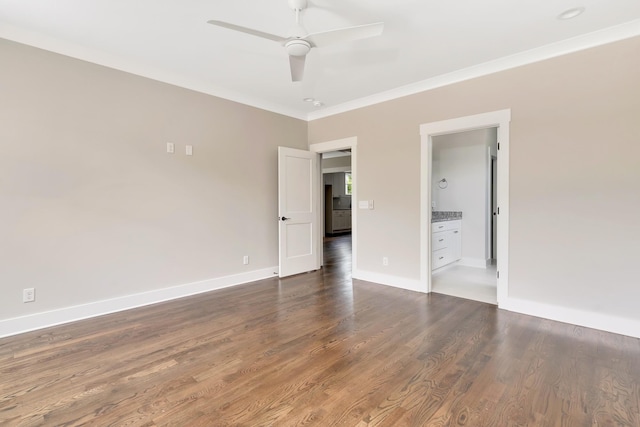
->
429, 128, 497, 304
420, 109, 510, 306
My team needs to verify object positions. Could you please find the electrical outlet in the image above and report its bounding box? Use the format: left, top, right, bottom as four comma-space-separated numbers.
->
243, 255, 249, 265
23, 288, 35, 303
166, 142, 175, 154
382, 256, 389, 266
186, 145, 193, 156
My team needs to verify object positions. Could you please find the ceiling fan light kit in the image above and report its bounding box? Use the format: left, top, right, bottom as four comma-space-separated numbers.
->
207, 0, 384, 83
285, 39, 311, 57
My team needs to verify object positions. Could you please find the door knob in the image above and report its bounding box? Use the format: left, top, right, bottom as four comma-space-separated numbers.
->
280, 216, 291, 221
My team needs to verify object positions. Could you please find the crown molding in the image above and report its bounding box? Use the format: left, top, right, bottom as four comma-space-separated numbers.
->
0, 23, 308, 121
307, 19, 640, 121
2, 18, 639, 123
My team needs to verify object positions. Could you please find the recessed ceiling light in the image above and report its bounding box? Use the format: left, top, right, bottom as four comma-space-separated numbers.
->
312, 101, 324, 107
558, 7, 585, 20
303, 97, 315, 102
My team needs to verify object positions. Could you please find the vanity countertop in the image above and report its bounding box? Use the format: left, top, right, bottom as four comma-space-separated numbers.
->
432, 211, 462, 223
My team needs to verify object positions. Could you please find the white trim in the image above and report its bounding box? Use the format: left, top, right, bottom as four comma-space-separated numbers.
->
430, 262, 457, 276
502, 297, 640, 339
310, 137, 357, 272
310, 137, 358, 152
420, 109, 511, 306
322, 166, 351, 174
458, 258, 489, 269
308, 20, 640, 121
353, 269, 426, 294
0, 267, 278, 339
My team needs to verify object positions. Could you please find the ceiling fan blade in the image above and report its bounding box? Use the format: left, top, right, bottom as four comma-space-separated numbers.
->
289, 55, 306, 82
305, 22, 384, 48
207, 20, 287, 43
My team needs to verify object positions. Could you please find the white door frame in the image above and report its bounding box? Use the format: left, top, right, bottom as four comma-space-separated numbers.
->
309, 137, 357, 271
420, 110, 510, 305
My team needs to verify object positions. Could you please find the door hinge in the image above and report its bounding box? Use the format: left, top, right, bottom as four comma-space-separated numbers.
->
498, 142, 500, 150
497, 270, 500, 279
497, 207, 500, 215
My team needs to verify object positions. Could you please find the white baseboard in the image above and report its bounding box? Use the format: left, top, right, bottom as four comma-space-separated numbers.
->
0, 267, 279, 339
458, 258, 488, 269
353, 269, 426, 293
500, 297, 640, 339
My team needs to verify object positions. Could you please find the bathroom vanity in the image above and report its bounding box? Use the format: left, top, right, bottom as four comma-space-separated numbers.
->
431, 211, 462, 270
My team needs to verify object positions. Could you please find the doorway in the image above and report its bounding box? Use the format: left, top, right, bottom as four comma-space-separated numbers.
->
322, 151, 352, 238
420, 110, 510, 306
310, 137, 357, 272
430, 128, 498, 304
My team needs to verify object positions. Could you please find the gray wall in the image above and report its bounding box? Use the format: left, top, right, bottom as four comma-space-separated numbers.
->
308, 36, 640, 323
3, 34, 639, 336
0, 39, 307, 321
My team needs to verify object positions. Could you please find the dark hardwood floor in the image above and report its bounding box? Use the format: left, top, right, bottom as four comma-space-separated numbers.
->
1, 234, 639, 426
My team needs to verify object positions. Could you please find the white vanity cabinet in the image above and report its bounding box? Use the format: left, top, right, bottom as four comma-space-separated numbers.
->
431, 220, 461, 270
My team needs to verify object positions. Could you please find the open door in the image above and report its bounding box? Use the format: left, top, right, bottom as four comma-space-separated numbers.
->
492, 156, 498, 260
278, 146, 319, 278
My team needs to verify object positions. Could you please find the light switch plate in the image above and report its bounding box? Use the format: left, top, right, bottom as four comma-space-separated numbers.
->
166, 142, 175, 154
186, 145, 193, 156
358, 201, 369, 209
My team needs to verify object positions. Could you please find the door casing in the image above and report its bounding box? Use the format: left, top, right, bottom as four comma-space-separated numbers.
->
309, 137, 357, 271
420, 110, 510, 305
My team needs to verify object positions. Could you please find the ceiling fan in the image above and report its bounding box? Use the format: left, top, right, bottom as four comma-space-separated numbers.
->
207, 0, 384, 82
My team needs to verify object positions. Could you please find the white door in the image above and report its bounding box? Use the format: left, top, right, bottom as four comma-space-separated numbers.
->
492, 157, 498, 260
278, 146, 319, 278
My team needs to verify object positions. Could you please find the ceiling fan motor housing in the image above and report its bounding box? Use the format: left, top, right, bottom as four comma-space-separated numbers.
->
285, 39, 311, 56
288, 0, 308, 11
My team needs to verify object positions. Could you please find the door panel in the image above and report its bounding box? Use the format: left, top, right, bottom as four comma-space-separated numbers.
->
286, 223, 313, 257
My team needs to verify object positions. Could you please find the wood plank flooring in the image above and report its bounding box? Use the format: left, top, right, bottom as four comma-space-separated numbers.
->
1, 234, 639, 426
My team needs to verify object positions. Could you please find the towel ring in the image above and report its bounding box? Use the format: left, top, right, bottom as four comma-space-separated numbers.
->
438, 178, 448, 189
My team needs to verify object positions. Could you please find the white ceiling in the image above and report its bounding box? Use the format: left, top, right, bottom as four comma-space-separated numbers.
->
1, 0, 639, 120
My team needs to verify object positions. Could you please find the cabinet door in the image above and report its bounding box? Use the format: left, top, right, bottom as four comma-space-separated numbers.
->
451, 229, 461, 260
332, 212, 339, 231
332, 173, 344, 197
332, 211, 343, 231
346, 210, 352, 229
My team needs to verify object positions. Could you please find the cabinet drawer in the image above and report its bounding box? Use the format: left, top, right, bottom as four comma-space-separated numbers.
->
431, 220, 461, 233
432, 248, 450, 269
432, 233, 448, 250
